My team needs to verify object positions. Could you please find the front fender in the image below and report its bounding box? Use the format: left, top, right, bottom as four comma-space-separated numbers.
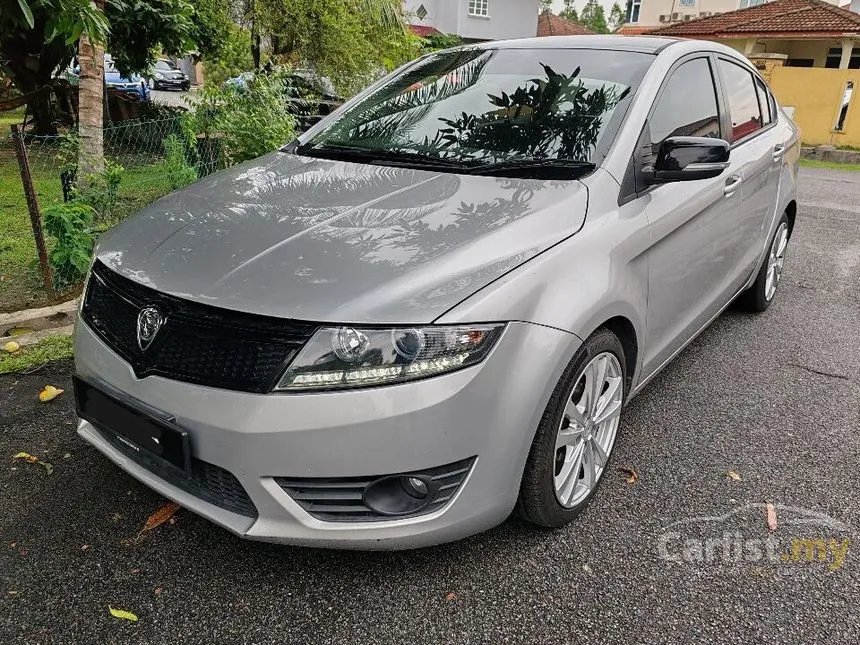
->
436, 170, 649, 384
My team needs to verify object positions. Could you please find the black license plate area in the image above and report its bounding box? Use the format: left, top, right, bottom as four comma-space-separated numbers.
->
73, 376, 190, 474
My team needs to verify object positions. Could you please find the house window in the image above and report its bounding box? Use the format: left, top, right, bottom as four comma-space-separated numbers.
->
625, 0, 641, 23
468, 0, 489, 17
825, 47, 860, 70
738, 0, 766, 7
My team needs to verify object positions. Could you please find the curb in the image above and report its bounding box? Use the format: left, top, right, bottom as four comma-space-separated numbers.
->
801, 146, 860, 165
0, 299, 78, 346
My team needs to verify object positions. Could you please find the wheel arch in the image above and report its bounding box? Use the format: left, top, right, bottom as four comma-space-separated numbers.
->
599, 316, 639, 394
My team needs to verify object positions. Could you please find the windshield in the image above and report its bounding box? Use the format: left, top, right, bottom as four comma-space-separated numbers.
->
300, 48, 652, 169
155, 60, 176, 71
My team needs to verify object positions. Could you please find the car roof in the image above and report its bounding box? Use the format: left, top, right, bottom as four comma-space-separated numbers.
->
474, 35, 680, 55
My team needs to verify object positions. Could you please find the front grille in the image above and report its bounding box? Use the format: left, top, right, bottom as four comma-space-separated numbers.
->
82, 261, 317, 393
93, 424, 258, 518
276, 458, 476, 522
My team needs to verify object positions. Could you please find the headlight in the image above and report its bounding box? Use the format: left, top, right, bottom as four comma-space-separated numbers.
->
275, 324, 504, 391
154, 72, 164, 79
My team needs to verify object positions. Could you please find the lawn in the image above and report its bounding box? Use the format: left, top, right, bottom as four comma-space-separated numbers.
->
0, 334, 74, 374
0, 109, 175, 313
799, 158, 860, 172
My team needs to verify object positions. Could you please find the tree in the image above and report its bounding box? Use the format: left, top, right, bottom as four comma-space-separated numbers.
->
538, 0, 553, 11
608, 2, 626, 31
78, 0, 106, 177
580, 0, 609, 33
256, 0, 415, 95
1, 0, 108, 133
1, 0, 222, 134
560, 0, 579, 23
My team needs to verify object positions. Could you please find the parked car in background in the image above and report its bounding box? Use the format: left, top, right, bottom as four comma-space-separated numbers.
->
226, 67, 343, 131
74, 36, 799, 549
148, 59, 190, 91
104, 59, 150, 102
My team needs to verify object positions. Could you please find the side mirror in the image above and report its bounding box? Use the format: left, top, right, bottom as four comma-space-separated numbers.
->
642, 136, 730, 184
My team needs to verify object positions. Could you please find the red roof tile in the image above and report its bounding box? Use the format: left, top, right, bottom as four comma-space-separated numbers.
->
536, 11, 596, 37
409, 24, 443, 38
649, 0, 860, 37
616, 25, 652, 35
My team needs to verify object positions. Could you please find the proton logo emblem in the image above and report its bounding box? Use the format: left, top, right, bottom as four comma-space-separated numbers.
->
136, 306, 164, 351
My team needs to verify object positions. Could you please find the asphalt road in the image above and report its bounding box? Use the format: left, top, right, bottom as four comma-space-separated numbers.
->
2, 167, 859, 644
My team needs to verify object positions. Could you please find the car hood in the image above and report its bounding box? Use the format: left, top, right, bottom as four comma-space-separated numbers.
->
95, 152, 589, 324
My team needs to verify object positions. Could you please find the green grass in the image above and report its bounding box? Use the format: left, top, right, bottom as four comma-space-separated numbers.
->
0, 115, 176, 313
0, 334, 74, 374
800, 158, 860, 172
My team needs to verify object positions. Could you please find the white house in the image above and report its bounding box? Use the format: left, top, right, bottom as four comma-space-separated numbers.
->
404, 0, 540, 41
620, 0, 850, 31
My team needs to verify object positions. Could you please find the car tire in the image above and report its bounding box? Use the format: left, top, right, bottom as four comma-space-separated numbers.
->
518, 328, 627, 528
737, 213, 790, 313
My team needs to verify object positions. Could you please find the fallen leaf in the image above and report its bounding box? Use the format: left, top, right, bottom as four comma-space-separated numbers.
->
81, 544, 90, 551
582, 563, 594, 575
13, 452, 51, 474
130, 568, 140, 574
8, 590, 18, 596
153, 587, 163, 595
63, 453, 71, 459
141, 502, 181, 533
445, 592, 457, 601
7, 327, 34, 337
38, 385, 64, 403
617, 465, 639, 484
112, 513, 122, 523
3, 341, 20, 353
726, 470, 742, 481
766, 503, 777, 532
108, 606, 138, 622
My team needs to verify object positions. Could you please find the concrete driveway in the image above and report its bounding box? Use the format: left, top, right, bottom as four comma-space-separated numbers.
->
149, 88, 195, 109
1, 167, 859, 644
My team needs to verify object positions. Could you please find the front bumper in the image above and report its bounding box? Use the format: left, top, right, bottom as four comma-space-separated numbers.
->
74, 319, 579, 549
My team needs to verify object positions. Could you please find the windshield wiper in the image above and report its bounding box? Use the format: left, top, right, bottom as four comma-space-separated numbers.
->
295, 143, 465, 170
467, 158, 596, 179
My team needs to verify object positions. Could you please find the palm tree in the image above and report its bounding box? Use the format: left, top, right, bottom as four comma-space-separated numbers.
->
77, 0, 106, 178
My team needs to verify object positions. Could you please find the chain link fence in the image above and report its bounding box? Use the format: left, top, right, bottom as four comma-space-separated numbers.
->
1, 114, 227, 313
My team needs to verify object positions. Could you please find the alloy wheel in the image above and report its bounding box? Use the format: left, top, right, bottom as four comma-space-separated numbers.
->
765, 222, 788, 301
553, 351, 623, 508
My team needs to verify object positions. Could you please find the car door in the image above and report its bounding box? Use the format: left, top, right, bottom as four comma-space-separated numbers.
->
636, 55, 745, 377
715, 57, 782, 280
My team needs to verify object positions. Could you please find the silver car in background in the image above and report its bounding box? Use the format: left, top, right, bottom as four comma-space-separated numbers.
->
73, 36, 799, 548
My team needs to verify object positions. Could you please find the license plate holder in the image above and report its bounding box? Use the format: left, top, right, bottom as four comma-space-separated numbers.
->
73, 375, 191, 475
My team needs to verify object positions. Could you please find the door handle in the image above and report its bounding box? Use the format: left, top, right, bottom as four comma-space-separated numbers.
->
723, 174, 742, 196
772, 143, 785, 163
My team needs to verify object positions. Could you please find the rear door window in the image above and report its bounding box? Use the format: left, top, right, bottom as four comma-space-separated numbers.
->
718, 59, 764, 142
754, 77, 773, 127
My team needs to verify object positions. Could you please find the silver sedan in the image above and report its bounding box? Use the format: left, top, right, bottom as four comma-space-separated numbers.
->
73, 36, 799, 548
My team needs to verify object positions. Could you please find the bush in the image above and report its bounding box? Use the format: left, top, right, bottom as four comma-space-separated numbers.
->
78, 159, 125, 224
191, 69, 297, 165
42, 201, 96, 287
162, 134, 199, 189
